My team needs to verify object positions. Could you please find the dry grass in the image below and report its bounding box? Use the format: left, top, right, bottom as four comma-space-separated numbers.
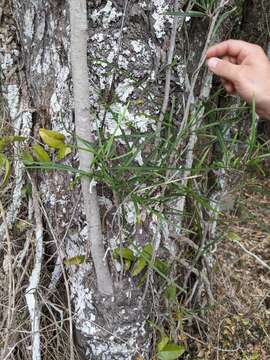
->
201, 177, 270, 359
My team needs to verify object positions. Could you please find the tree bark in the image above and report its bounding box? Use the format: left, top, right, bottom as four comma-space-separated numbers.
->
1, 0, 270, 359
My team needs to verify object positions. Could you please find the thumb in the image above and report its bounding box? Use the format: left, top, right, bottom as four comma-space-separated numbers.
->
207, 57, 239, 82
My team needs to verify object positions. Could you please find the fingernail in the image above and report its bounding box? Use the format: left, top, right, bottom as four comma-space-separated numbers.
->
207, 58, 219, 70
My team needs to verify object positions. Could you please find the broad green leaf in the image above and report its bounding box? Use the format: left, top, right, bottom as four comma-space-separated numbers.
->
114, 247, 134, 261
227, 232, 241, 242
124, 260, 132, 272
157, 336, 169, 352
64, 255, 86, 266
154, 259, 170, 276
137, 271, 148, 287
164, 284, 177, 301
56, 145, 72, 161
157, 343, 185, 360
141, 243, 153, 261
32, 144, 51, 162
131, 243, 154, 277
0, 154, 11, 188
39, 128, 65, 149
131, 257, 147, 277
21, 150, 34, 163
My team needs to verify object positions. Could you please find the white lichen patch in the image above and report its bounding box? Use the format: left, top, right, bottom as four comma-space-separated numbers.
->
134, 150, 144, 166
49, 43, 72, 137
0, 84, 32, 250
35, 16, 46, 41
32, 49, 51, 75
66, 235, 97, 336
6, 84, 19, 120
40, 182, 57, 207
131, 40, 145, 54
125, 201, 136, 225
175, 55, 187, 88
152, 0, 172, 39
1, 53, 13, 70
88, 316, 147, 359
91, 1, 122, 28
104, 104, 155, 136
115, 79, 135, 102
23, 8, 34, 40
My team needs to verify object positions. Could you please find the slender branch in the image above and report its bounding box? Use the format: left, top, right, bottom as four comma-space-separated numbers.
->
171, 0, 228, 161
25, 179, 43, 360
155, 0, 181, 146
69, 0, 113, 295
167, 0, 226, 226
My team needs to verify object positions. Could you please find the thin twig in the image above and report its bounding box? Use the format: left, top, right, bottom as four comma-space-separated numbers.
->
32, 184, 75, 360
25, 178, 43, 360
0, 200, 15, 360
155, 0, 180, 146
233, 239, 270, 271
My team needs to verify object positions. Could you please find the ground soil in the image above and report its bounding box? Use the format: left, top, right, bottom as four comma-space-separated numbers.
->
203, 177, 270, 360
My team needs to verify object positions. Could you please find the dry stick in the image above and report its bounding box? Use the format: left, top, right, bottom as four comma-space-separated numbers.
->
47, 191, 82, 292
100, 0, 129, 129
167, 0, 227, 221
233, 239, 270, 271
170, 0, 228, 164
33, 187, 75, 360
160, 1, 226, 214
69, 0, 113, 295
0, 200, 15, 360
0, 198, 32, 358
25, 179, 43, 360
155, 0, 181, 147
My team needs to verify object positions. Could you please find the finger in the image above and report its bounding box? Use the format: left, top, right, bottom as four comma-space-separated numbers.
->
222, 55, 237, 65
220, 78, 235, 93
224, 82, 235, 94
229, 56, 237, 64
207, 57, 239, 83
206, 40, 259, 63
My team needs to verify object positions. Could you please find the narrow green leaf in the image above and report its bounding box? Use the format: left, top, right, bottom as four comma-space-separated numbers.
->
165, 10, 205, 17
0, 135, 27, 151
213, 7, 237, 36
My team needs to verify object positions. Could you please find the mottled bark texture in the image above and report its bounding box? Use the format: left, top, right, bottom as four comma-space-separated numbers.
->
0, 0, 270, 359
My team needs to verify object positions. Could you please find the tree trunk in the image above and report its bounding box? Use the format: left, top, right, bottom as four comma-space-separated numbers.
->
1, 0, 269, 359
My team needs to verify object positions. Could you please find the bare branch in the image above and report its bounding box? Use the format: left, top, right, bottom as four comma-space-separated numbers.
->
69, 0, 113, 295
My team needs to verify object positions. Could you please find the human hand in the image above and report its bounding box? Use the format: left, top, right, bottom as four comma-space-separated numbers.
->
206, 40, 270, 119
